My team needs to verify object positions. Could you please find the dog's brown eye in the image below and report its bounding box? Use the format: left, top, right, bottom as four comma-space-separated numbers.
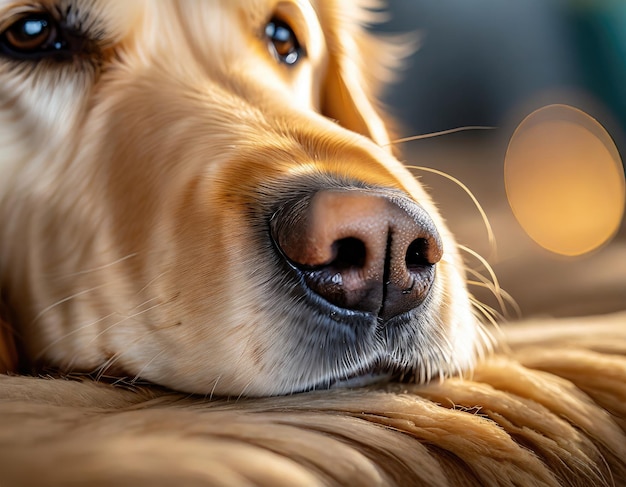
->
265, 18, 302, 66
4, 15, 55, 51
0, 13, 86, 61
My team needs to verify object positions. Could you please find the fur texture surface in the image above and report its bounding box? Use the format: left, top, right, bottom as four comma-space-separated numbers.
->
1, 313, 625, 486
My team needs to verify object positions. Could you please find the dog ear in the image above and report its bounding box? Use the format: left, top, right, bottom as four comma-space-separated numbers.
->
0, 301, 18, 374
320, 6, 417, 148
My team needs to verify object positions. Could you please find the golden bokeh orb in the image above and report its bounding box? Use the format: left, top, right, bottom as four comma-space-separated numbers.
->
505, 104, 625, 256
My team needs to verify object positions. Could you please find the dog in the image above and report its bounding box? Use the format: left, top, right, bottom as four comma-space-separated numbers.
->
3, 4, 626, 485
0, 0, 487, 397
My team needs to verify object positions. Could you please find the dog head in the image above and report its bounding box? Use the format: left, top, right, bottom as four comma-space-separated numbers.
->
0, 0, 483, 395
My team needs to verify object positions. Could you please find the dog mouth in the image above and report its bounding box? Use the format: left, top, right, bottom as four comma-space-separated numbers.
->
265, 273, 431, 394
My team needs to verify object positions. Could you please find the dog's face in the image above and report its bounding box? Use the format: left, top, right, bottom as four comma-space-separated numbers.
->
0, 0, 481, 395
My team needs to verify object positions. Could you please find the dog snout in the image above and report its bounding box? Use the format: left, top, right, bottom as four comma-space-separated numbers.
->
272, 189, 443, 321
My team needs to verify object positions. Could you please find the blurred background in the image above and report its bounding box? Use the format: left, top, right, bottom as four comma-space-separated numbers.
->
375, 0, 626, 319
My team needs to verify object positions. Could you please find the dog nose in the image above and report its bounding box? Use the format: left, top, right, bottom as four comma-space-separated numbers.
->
272, 190, 443, 321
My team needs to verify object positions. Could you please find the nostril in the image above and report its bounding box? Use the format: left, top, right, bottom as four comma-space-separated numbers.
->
405, 238, 434, 271
330, 237, 366, 271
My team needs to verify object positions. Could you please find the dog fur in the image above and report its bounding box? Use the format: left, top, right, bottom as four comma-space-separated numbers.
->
1, 313, 626, 486
1, 1, 625, 485
0, 0, 484, 396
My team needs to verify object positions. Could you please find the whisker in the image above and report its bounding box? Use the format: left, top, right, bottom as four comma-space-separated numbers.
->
386, 126, 496, 146
92, 327, 163, 382
103, 303, 163, 338
404, 154, 510, 358
470, 296, 500, 327
470, 297, 503, 351
476, 321, 497, 358
136, 270, 170, 296
209, 375, 222, 401
34, 312, 116, 361
131, 295, 163, 313
406, 165, 496, 256
433, 276, 498, 361
47, 252, 139, 279
465, 269, 507, 315
130, 349, 167, 384
467, 278, 501, 299
458, 244, 516, 317
65, 302, 165, 371
30, 284, 106, 326
466, 275, 520, 320
35, 273, 168, 363
235, 380, 254, 402
92, 316, 188, 385
92, 301, 165, 341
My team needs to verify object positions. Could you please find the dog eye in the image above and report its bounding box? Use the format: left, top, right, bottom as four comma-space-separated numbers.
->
265, 18, 302, 66
0, 13, 84, 61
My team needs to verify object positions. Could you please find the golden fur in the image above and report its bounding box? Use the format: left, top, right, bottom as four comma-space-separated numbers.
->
1, 313, 625, 486
0, 0, 480, 395
1, 1, 625, 485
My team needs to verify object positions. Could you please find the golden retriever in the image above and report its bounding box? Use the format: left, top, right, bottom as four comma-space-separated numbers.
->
0, 0, 488, 397
3, 2, 626, 486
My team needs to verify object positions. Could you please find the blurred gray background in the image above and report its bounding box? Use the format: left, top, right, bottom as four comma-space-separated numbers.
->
376, 0, 626, 319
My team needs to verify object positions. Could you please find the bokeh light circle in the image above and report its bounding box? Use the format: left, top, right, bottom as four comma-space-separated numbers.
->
505, 104, 625, 256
